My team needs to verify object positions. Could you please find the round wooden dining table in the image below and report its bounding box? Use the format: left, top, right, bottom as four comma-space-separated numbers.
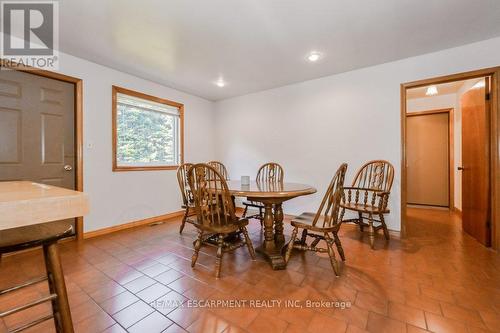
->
226, 180, 316, 270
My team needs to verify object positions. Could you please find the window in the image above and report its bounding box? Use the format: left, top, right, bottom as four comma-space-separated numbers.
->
112, 86, 183, 171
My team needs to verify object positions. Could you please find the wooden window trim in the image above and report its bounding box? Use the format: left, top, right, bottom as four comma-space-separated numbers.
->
112, 85, 184, 172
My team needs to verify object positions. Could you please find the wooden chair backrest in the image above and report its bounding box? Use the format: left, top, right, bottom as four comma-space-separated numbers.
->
208, 161, 229, 180
312, 163, 348, 228
188, 163, 236, 227
177, 163, 193, 206
352, 160, 394, 192
256, 162, 284, 183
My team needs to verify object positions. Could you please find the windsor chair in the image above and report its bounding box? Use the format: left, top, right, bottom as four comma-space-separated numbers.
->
242, 162, 284, 224
188, 163, 256, 278
284, 163, 348, 276
207, 161, 229, 180
339, 160, 394, 249
177, 163, 196, 233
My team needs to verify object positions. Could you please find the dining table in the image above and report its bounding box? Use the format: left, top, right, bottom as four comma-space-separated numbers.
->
226, 180, 316, 270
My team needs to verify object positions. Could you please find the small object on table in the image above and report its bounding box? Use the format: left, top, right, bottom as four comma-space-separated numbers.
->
241, 175, 250, 186
0, 181, 89, 333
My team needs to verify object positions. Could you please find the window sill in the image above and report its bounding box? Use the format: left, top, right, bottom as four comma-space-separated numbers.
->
113, 165, 179, 172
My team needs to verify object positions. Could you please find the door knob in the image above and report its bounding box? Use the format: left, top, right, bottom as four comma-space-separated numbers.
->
64, 165, 73, 171
457, 166, 465, 171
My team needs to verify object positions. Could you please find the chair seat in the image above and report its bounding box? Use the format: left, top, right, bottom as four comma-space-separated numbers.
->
243, 200, 264, 208
192, 216, 249, 234
340, 202, 389, 214
0, 221, 73, 254
291, 212, 339, 232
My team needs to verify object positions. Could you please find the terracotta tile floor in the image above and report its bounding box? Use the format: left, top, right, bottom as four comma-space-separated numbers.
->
1, 208, 499, 333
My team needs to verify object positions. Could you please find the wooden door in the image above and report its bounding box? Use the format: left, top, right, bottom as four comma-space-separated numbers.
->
0, 69, 76, 235
461, 78, 491, 246
407, 112, 450, 207
0, 69, 75, 188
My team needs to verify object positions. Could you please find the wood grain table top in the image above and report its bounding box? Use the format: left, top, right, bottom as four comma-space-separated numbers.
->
0, 181, 89, 231
225, 180, 316, 198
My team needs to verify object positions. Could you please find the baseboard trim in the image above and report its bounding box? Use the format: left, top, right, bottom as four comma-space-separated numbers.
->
83, 210, 184, 239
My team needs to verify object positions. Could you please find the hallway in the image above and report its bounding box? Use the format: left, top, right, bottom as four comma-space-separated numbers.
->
0, 209, 499, 333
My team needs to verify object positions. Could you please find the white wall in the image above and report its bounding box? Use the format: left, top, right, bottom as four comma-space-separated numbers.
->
55, 52, 215, 232
406, 93, 461, 209
214, 37, 500, 231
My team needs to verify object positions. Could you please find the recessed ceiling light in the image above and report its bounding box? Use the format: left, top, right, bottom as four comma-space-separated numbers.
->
215, 78, 226, 87
425, 85, 438, 96
306, 51, 322, 62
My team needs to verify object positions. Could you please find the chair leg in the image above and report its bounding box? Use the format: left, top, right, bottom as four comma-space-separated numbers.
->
231, 196, 236, 211
191, 230, 203, 267
258, 207, 264, 226
241, 226, 256, 259
300, 229, 308, 245
333, 233, 346, 261
339, 208, 346, 223
43, 243, 74, 333
380, 213, 390, 240
242, 204, 248, 218
368, 213, 375, 249
358, 212, 364, 232
179, 208, 189, 234
215, 234, 224, 278
324, 233, 340, 276
285, 227, 298, 263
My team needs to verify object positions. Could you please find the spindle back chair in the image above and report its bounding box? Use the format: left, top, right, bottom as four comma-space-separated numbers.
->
177, 163, 195, 233
340, 160, 395, 249
285, 163, 348, 276
188, 163, 255, 278
256, 162, 284, 183
242, 162, 284, 223
207, 161, 229, 180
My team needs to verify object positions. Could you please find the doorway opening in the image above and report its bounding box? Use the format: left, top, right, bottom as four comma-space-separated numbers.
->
0, 64, 84, 239
401, 67, 500, 249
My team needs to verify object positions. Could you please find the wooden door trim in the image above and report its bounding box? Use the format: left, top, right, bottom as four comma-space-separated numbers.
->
0, 62, 84, 240
401, 66, 500, 251
406, 108, 452, 117
405, 108, 454, 209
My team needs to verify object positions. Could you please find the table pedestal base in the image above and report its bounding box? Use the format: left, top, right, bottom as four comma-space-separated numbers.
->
254, 201, 287, 270
255, 241, 286, 270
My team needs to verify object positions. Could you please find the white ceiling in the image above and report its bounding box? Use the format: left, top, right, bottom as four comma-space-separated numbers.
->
53, 1, 500, 100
